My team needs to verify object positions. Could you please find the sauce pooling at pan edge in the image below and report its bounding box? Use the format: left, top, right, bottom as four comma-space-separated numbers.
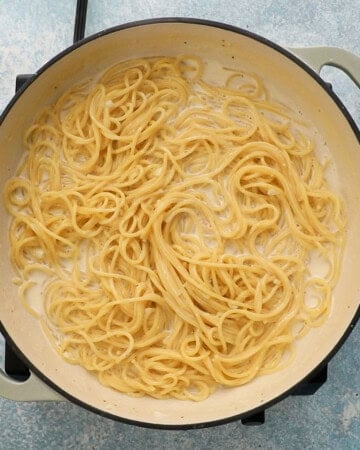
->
4, 54, 345, 401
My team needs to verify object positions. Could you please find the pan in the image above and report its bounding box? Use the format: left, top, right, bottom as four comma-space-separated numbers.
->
0, 18, 359, 428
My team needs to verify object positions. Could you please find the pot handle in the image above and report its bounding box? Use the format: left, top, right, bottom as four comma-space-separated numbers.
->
0, 368, 64, 401
289, 47, 360, 87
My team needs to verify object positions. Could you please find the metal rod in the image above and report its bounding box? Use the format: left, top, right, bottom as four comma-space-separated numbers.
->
73, 0, 88, 43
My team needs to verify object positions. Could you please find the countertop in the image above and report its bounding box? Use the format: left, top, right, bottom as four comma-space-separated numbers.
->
0, 1, 359, 449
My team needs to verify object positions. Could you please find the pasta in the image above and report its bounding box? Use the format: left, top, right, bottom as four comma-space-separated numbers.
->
4, 55, 345, 401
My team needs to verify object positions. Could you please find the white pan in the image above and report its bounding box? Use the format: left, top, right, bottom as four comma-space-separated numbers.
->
0, 19, 359, 429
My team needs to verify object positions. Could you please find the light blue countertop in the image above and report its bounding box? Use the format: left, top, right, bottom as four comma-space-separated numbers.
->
0, 1, 359, 449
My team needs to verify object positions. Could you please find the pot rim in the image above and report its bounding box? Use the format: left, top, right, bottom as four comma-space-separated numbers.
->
0, 17, 359, 430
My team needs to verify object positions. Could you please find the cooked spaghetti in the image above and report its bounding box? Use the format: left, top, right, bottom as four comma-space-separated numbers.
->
4, 55, 345, 400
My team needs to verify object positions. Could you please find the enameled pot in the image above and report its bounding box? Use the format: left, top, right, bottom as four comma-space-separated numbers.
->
0, 19, 359, 429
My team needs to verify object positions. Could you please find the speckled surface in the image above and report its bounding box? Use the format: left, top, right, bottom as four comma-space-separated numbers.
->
0, 1, 359, 448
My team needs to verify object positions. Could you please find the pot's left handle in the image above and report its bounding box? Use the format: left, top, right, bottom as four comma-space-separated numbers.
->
0, 368, 64, 401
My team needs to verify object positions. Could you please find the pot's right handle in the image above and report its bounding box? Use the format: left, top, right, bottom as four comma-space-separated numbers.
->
0, 368, 63, 401
289, 47, 360, 87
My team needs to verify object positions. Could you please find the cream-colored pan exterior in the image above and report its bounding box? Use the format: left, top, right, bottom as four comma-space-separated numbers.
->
0, 21, 359, 427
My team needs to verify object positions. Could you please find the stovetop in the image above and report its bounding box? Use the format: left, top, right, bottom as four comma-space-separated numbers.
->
0, 0, 359, 440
